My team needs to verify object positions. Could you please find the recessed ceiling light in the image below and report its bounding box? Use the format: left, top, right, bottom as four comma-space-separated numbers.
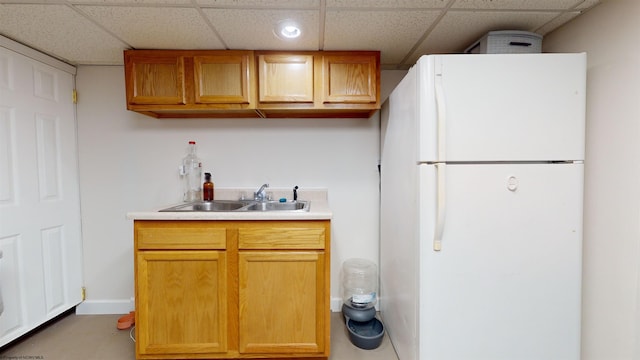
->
274, 20, 301, 40
281, 25, 301, 38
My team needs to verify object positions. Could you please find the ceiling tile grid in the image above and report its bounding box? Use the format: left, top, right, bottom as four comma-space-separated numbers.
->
0, 3, 129, 64
410, 10, 560, 63
77, 6, 225, 49
201, 8, 319, 50
196, 0, 319, 8
326, 0, 449, 8
451, 0, 586, 10
0, 0, 602, 68
324, 9, 442, 65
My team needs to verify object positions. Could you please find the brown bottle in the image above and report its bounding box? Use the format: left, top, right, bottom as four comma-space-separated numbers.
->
203, 172, 214, 201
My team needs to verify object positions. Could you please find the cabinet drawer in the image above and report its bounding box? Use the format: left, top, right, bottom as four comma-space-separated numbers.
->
135, 221, 227, 250
238, 227, 326, 250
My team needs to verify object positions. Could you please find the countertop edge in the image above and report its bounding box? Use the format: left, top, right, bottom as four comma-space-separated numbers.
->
126, 188, 332, 221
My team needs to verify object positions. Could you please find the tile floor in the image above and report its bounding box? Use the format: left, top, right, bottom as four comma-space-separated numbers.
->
0, 311, 398, 360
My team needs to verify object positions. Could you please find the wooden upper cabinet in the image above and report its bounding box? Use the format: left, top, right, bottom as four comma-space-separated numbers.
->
258, 54, 314, 103
322, 54, 378, 104
125, 53, 185, 105
194, 54, 251, 104
124, 50, 256, 118
124, 50, 379, 118
255, 51, 380, 117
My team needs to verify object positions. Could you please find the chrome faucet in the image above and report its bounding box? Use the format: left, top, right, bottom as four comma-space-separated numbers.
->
254, 183, 269, 201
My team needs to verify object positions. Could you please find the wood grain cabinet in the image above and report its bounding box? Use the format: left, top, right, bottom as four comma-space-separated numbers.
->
237, 223, 329, 356
321, 53, 378, 105
257, 54, 314, 104
124, 50, 379, 118
255, 51, 380, 118
125, 53, 186, 106
133, 220, 331, 360
193, 54, 252, 105
124, 50, 256, 118
134, 221, 230, 358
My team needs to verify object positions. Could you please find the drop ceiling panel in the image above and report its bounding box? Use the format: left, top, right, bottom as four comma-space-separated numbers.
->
324, 9, 441, 65
575, 0, 601, 9
197, 0, 319, 8
537, 12, 581, 34
451, 0, 584, 10
407, 10, 558, 65
78, 6, 224, 49
201, 8, 319, 50
0, 4, 127, 64
326, 0, 449, 8
70, 0, 192, 4
0, 0, 602, 67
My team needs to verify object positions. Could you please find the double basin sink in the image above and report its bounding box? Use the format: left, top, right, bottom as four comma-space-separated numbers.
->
159, 199, 309, 212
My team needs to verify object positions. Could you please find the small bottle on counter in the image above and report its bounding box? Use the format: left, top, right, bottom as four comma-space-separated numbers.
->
203, 172, 214, 201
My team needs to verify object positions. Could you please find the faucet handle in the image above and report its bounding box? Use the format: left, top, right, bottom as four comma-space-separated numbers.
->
254, 183, 270, 201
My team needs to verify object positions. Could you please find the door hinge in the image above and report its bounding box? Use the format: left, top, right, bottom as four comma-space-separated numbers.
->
72, 89, 78, 104
81, 286, 86, 301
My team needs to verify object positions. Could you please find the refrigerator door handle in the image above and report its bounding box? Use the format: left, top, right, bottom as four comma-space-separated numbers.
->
434, 73, 447, 251
434, 162, 446, 251
435, 73, 446, 161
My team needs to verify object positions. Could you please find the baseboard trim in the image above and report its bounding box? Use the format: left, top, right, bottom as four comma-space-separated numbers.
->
331, 296, 342, 312
77, 297, 351, 314
75, 299, 134, 315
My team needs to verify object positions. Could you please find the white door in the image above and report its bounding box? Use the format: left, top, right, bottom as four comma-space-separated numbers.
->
418, 162, 583, 359
0, 44, 83, 346
417, 53, 587, 162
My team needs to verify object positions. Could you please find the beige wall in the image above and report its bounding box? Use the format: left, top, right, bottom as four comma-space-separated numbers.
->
74, 66, 405, 314
544, 0, 640, 358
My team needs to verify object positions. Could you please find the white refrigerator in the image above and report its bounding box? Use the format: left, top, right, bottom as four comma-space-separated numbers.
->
380, 53, 586, 360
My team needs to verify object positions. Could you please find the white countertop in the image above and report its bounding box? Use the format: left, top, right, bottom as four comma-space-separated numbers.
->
126, 188, 332, 221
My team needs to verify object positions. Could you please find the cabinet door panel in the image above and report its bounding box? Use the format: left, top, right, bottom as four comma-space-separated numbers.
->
322, 54, 377, 103
258, 54, 314, 103
238, 251, 325, 354
194, 55, 250, 104
137, 251, 228, 355
126, 55, 185, 105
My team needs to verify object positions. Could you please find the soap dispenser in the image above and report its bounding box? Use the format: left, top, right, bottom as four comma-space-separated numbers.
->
203, 172, 214, 201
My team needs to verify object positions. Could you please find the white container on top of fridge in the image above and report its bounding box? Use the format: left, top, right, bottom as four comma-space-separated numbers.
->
380, 53, 586, 360
464, 30, 543, 54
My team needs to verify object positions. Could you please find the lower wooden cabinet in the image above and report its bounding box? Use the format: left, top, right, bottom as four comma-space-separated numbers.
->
239, 251, 326, 354
136, 251, 228, 356
133, 220, 330, 360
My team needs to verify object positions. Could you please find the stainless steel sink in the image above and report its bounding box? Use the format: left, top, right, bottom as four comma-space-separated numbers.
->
159, 200, 249, 212
245, 201, 307, 211
159, 200, 309, 212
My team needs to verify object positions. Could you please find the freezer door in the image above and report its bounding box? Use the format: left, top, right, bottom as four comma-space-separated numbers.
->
418, 163, 582, 359
417, 53, 586, 162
